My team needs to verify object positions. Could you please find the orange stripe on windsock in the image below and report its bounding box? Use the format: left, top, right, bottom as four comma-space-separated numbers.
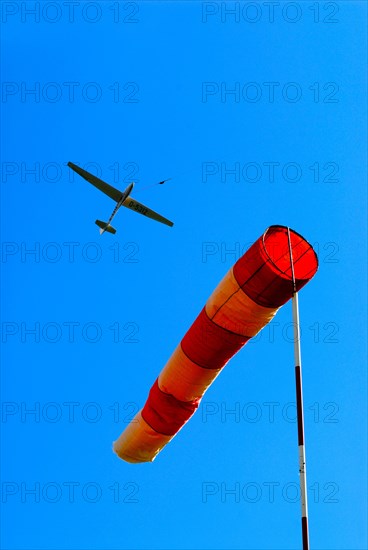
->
113, 410, 174, 463
206, 267, 278, 337
158, 344, 222, 402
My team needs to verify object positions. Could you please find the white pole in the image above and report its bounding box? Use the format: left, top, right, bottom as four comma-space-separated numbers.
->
287, 229, 309, 550
292, 293, 309, 549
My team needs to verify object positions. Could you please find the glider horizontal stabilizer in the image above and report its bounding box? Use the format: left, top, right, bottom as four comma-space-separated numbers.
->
95, 219, 116, 234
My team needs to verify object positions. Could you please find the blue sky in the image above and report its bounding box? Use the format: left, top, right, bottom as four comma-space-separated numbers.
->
1, 1, 367, 549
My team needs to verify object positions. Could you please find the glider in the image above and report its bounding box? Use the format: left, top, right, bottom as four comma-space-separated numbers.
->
113, 226, 318, 463
67, 162, 174, 234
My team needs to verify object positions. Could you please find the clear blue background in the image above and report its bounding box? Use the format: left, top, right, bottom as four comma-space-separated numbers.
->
1, 1, 367, 549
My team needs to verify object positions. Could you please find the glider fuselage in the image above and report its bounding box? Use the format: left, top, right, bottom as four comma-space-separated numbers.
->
100, 182, 134, 234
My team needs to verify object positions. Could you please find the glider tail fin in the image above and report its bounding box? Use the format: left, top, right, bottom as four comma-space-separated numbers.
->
95, 219, 117, 235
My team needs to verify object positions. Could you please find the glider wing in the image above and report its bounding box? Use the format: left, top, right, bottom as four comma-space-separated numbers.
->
68, 162, 123, 202
123, 197, 174, 227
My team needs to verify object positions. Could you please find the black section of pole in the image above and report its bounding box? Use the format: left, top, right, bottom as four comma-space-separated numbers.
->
302, 516, 309, 549
287, 228, 310, 550
295, 366, 304, 446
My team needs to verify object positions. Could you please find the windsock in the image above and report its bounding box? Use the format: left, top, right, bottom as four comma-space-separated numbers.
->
114, 225, 318, 463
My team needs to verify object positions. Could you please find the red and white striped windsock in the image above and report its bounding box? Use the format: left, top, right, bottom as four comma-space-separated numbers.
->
113, 225, 318, 463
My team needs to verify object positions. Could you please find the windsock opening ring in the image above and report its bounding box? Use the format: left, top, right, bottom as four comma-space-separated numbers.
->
262, 225, 318, 283
233, 225, 318, 308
